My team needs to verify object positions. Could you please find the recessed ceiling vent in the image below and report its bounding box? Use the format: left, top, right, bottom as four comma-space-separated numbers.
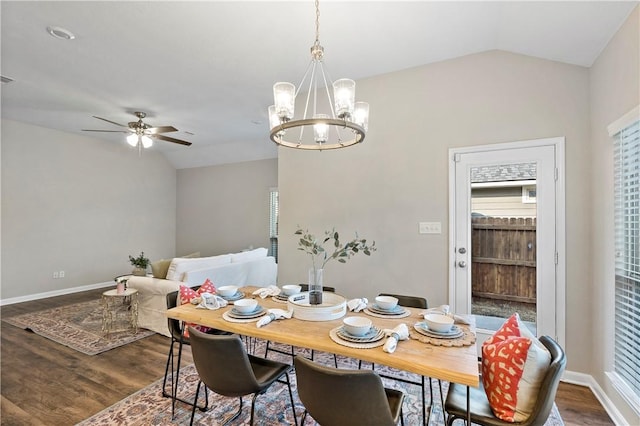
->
1, 76, 14, 85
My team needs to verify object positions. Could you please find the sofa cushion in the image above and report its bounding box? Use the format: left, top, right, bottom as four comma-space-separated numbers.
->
230, 247, 268, 263
151, 259, 172, 279
166, 254, 232, 281
152, 252, 201, 279
481, 313, 551, 422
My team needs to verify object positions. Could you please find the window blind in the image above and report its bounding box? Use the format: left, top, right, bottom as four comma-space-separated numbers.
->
613, 118, 640, 398
269, 189, 279, 262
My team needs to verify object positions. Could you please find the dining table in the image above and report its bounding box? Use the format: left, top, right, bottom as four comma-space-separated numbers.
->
166, 286, 479, 423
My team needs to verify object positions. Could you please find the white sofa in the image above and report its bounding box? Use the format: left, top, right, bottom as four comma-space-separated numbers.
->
127, 248, 277, 337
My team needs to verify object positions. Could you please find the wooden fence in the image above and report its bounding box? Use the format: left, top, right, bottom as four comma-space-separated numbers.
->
471, 217, 536, 304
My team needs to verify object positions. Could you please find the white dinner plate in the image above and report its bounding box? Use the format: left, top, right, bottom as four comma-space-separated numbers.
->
414, 323, 464, 339
220, 291, 245, 301
367, 304, 407, 315
336, 326, 385, 343
227, 306, 265, 319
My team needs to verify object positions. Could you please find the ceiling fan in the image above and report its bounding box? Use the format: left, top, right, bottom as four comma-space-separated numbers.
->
82, 111, 192, 148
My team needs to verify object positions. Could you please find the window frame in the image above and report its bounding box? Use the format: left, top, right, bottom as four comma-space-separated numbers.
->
606, 105, 640, 414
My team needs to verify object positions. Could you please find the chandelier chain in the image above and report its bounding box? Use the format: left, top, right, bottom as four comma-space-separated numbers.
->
315, 0, 321, 44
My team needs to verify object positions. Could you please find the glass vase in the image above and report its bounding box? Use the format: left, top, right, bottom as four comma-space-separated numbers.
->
308, 268, 323, 305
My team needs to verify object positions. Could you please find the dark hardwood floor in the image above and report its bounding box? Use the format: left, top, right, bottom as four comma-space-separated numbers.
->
1, 289, 614, 425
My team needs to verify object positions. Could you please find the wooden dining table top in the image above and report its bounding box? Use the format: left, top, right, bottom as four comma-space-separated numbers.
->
166, 286, 479, 387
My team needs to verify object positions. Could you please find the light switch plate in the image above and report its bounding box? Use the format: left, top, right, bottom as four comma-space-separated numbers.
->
419, 222, 441, 234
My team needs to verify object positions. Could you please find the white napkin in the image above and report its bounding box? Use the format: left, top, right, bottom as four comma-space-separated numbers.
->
252, 285, 281, 299
383, 323, 409, 353
194, 292, 228, 310
420, 305, 470, 325
256, 308, 293, 328
347, 298, 368, 312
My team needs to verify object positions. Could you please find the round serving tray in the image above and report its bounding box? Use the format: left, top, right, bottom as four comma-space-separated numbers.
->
287, 291, 347, 322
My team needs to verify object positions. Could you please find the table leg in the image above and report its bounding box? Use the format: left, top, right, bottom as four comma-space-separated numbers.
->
467, 385, 471, 425
101, 295, 112, 336
129, 293, 139, 334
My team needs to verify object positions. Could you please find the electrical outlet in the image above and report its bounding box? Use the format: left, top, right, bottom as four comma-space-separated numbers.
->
53, 271, 59, 279
419, 222, 442, 234
59, 270, 65, 278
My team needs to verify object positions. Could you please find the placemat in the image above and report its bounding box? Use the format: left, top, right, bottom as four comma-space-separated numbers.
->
409, 324, 476, 347
271, 296, 289, 304
329, 327, 386, 349
362, 308, 412, 319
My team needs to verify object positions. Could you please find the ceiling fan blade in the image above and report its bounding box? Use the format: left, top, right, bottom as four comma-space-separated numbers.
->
154, 134, 192, 146
146, 126, 178, 134
92, 116, 129, 128
81, 129, 130, 133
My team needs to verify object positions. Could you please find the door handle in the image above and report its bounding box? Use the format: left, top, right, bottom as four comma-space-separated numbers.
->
458, 261, 466, 268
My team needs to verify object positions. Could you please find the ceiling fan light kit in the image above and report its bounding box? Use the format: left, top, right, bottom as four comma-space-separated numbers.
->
268, 0, 369, 151
82, 111, 192, 151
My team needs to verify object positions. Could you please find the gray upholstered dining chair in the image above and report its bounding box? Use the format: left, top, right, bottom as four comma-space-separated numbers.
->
359, 292, 441, 426
294, 355, 405, 426
188, 327, 298, 426
264, 284, 338, 368
444, 335, 566, 426
162, 289, 206, 417
163, 289, 231, 418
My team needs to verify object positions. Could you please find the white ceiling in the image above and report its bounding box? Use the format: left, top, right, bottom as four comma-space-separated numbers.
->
2, 1, 637, 169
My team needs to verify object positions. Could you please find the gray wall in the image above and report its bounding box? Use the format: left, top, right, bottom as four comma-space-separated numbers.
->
176, 159, 277, 256
277, 50, 591, 370
590, 6, 639, 424
1, 120, 177, 300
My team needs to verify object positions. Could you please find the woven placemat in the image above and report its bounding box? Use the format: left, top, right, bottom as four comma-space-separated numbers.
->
409, 324, 476, 347
329, 327, 386, 349
362, 308, 412, 319
222, 310, 267, 323
270, 296, 289, 304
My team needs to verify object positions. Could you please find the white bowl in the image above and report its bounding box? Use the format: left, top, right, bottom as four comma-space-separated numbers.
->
424, 313, 454, 333
343, 316, 372, 336
375, 295, 399, 310
282, 284, 302, 296
233, 298, 258, 313
217, 285, 238, 297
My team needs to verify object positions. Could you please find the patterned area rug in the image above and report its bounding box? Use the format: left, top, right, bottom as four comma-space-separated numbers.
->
2, 299, 154, 355
77, 339, 564, 425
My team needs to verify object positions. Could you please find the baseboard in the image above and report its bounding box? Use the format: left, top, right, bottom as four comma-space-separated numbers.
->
0, 281, 114, 306
562, 370, 628, 425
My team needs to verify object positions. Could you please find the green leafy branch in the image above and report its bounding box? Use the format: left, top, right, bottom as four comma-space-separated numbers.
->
129, 251, 150, 268
295, 227, 376, 270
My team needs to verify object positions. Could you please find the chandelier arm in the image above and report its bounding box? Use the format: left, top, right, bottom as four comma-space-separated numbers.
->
297, 61, 318, 144
295, 60, 315, 98
318, 64, 336, 120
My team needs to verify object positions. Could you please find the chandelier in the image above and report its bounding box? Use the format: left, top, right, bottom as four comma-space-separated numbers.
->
268, 0, 369, 150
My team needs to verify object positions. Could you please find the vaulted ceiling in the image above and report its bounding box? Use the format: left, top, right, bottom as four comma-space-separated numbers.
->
2, 1, 637, 168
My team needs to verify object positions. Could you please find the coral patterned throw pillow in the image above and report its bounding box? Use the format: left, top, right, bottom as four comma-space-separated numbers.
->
481, 313, 551, 422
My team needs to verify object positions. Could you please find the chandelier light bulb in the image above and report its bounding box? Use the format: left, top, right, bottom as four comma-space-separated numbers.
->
273, 82, 295, 121
268, 105, 280, 130
313, 114, 329, 144
354, 102, 370, 131
333, 79, 356, 119
126, 134, 138, 147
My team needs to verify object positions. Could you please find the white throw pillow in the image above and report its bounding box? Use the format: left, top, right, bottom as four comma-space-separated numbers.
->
166, 254, 232, 281
230, 247, 268, 263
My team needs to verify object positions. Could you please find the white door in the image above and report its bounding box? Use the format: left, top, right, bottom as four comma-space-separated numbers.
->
449, 138, 565, 347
